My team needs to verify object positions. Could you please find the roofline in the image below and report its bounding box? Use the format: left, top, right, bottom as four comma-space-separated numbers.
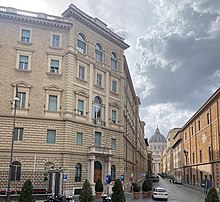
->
181, 87, 220, 130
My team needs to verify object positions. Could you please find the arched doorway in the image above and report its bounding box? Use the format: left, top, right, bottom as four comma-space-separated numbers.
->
94, 161, 102, 183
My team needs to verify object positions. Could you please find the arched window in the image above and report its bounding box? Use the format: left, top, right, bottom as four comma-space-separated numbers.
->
111, 52, 117, 70
11, 161, 21, 181
111, 165, 116, 181
95, 43, 103, 62
93, 96, 102, 119
75, 163, 82, 182
77, 33, 86, 54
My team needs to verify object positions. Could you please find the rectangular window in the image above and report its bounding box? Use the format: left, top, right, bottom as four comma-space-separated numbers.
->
112, 110, 117, 124
200, 150, 202, 163
112, 80, 117, 93
111, 138, 116, 150
47, 130, 56, 144
50, 59, 59, 73
79, 66, 85, 80
76, 132, 83, 145
17, 92, 26, 108
198, 120, 201, 131
52, 34, 60, 47
95, 131, 101, 147
96, 74, 102, 87
21, 29, 30, 42
192, 153, 195, 164
48, 95, 57, 111
14, 128, 23, 141
207, 113, 210, 125
19, 55, 29, 70
191, 126, 194, 135
208, 146, 212, 161
77, 99, 84, 115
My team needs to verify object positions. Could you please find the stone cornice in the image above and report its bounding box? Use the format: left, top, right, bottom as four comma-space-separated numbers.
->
62, 4, 130, 50
0, 6, 72, 30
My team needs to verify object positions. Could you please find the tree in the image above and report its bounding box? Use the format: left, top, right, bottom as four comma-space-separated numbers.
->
95, 178, 103, 192
111, 178, 125, 202
79, 179, 93, 202
205, 187, 219, 202
142, 178, 152, 192
18, 179, 35, 202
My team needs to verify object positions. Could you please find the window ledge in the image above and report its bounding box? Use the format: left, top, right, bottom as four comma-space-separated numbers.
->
94, 84, 104, 90
110, 91, 119, 95
49, 46, 63, 50
14, 68, 32, 72
18, 41, 33, 45
46, 72, 63, 77
76, 77, 87, 83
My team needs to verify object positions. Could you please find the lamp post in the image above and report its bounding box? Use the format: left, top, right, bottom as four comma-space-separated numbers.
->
6, 84, 19, 202
183, 149, 188, 183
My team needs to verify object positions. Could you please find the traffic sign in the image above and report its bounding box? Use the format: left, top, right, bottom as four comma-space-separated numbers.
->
63, 174, 67, 181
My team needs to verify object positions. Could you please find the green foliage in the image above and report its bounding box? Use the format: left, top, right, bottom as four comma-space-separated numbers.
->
79, 179, 93, 202
18, 179, 35, 202
95, 178, 103, 192
142, 178, 152, 192
112, 178, 125, 202
205, 187, 219, 202
133, 182, 140, 192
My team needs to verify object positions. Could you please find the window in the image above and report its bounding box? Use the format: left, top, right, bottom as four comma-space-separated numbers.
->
95, 43, 103, 62
112, 110, 117, 124
207, 113, 210, 125
111, 138, 116, 150
77, 99, 84, 115
21, 29, 30, 43
184, 132, 187, 140
48, 95, 57, 111
95, 131, 101, 147
77, 33, 86, 54
200, 149, 202, 163
96, 73, 102, 87
192, 153, 195, 164
50, 59, 59, 73
46, 130, 56, 144
11, 161, 21, 181
111, 80, 117, 93
93, 96, 102, 119
17, 92, 26, 108
19, 55, 29, 70
78, 66, 85, 80
76, 132, 83, 145
208, 146, 212, 161
52, 34, 60, 47
111, 165, 116, 181
198, 120, 201, 131
14, 128, 23, 141
75, 163, 82, 182
111, 52, 117, 70
191, 126, 194, 135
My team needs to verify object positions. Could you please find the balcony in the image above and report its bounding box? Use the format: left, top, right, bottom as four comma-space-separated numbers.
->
88, 146, 113, 156
92, 118, 106, 126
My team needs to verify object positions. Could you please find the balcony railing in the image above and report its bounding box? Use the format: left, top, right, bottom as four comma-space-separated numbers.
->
88, 146, 112, 156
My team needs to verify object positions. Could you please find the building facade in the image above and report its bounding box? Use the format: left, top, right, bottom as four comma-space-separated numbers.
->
0, 4, 147, 196
182, 88, 220, 190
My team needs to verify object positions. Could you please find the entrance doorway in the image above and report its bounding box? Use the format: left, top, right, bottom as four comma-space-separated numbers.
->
94, 161, 102, 183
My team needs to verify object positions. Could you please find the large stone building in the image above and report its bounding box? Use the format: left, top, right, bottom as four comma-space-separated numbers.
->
0, 4, 147, 196
149, 127, 166, 174
182, 88, 220, 190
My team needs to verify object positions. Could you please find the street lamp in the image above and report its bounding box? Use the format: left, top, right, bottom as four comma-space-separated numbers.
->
6, 84, 19, 202
183, 149, 188, 183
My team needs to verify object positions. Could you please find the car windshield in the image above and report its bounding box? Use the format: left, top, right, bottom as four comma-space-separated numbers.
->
155, 189, 166, 192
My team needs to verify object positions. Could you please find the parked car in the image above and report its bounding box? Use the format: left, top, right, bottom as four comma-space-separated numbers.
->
147, 174, 159, 182
152, 187, 168, 200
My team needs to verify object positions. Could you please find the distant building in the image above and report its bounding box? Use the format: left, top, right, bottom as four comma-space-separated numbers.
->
149, 127, 166, 174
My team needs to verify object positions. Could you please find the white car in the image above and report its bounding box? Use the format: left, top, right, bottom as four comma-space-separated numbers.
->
152, 187, 168, 200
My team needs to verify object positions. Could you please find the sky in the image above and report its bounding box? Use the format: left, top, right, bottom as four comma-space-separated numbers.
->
1, 0, 220, 138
